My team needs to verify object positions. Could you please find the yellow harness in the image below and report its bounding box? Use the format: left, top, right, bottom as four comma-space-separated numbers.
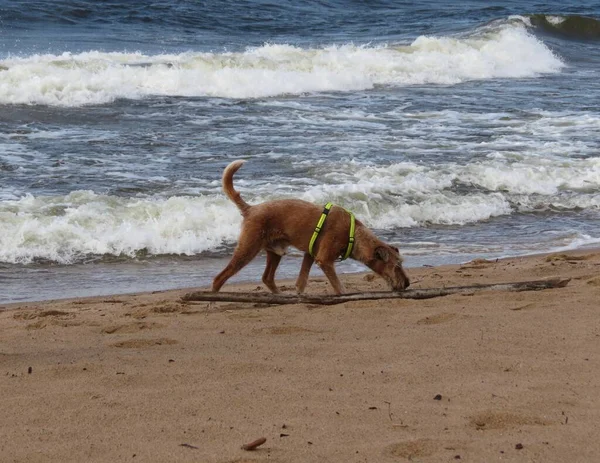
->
308, 202, 355, 261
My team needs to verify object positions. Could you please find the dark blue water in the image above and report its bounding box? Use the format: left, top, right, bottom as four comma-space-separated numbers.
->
1, 1, 599, 303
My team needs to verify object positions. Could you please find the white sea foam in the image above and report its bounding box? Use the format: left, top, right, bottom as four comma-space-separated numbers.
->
461, 158, 600, 195
546, 16, 567, 26
0, 192, 242, 264
509, 15, 533, 28
293, 155, 600, 229
3, 150, 598, 264
0, 22, 563, 106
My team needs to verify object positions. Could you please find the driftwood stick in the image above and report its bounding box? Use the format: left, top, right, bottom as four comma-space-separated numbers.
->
181, 277, 570, 306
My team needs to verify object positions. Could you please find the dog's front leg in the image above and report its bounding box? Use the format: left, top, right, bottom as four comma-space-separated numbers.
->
319, 261, 345, 295
296, 253, 314, 294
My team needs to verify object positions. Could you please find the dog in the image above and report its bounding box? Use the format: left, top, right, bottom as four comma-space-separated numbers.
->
212, 160, 410, 295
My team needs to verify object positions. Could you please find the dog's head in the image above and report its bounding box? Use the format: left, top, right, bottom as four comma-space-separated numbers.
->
367, 245, 410, 292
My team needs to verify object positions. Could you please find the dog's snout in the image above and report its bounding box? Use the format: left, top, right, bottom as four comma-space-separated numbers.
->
396, 280, 409, 291
392, 276, 410, 292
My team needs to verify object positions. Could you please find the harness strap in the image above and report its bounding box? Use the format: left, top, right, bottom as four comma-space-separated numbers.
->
308, 203, 355, 261
342, 211, 355, 260
308, 202, 332, 258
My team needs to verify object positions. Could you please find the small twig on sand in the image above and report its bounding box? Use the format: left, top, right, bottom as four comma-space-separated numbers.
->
385, 401, 408, 428
179, 443, 199, 450
384, 401, 394, 421
241, 437, 267, 451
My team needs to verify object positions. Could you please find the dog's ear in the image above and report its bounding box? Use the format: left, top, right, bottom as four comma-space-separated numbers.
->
375, 246, 390, 262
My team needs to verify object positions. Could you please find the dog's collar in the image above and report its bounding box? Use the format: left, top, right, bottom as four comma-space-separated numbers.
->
308, 203, 355, 261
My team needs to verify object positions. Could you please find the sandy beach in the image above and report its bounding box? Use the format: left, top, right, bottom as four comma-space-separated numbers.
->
1, 249, 600, 462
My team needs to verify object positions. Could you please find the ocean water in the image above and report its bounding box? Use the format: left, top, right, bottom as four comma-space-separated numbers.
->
1, 1, 599, 303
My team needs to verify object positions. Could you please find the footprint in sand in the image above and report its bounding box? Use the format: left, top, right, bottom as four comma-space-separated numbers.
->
151, 303, 185, 314
387, 438, 437, 459
469, 410, 552, 430
262, 326, 314, 335
126, 302, 185, 319
111, 338, 177, 348
417, 313, 457, 325
14, 309, 81, 329
387, 438, 464, 459
13, 309, 71, 320
101, 321, 163, 334
460, 258, 496, 270
545, 253, 589, 262
586, 276, 600, 287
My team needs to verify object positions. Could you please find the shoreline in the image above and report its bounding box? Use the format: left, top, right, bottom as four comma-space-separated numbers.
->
2, 246, 599, 310
2, 248, 599, 462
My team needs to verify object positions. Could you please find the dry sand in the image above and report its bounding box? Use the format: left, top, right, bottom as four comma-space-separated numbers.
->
1, 249, 600, 462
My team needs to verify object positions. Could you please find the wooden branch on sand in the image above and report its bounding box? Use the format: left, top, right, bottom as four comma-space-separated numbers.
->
181, 277, 570, 306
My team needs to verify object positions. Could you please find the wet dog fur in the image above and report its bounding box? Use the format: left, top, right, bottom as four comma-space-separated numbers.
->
212, 160, 410, 295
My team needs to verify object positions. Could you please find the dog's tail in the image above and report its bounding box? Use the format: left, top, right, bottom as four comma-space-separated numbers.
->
222, 160, 251, 216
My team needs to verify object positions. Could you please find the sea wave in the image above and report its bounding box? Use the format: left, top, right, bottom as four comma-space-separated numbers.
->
527, 14, 600, 41
299, 157, 600, 228
0, 21, 563, 106
2, 153, 599, 264
0, 192, 240, 264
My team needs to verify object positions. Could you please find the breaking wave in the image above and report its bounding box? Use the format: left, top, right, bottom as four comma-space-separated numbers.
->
2, 154, 598, 264
527, 14, 600, 41
0, 20, 564, 106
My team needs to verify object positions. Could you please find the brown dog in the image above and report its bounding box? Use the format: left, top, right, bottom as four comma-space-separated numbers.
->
212, 160, 410, 295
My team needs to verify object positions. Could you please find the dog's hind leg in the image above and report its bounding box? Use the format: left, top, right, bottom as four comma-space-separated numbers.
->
295, 253, 314, 294
262, 251, 282, 293
212, 237, 262, 292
